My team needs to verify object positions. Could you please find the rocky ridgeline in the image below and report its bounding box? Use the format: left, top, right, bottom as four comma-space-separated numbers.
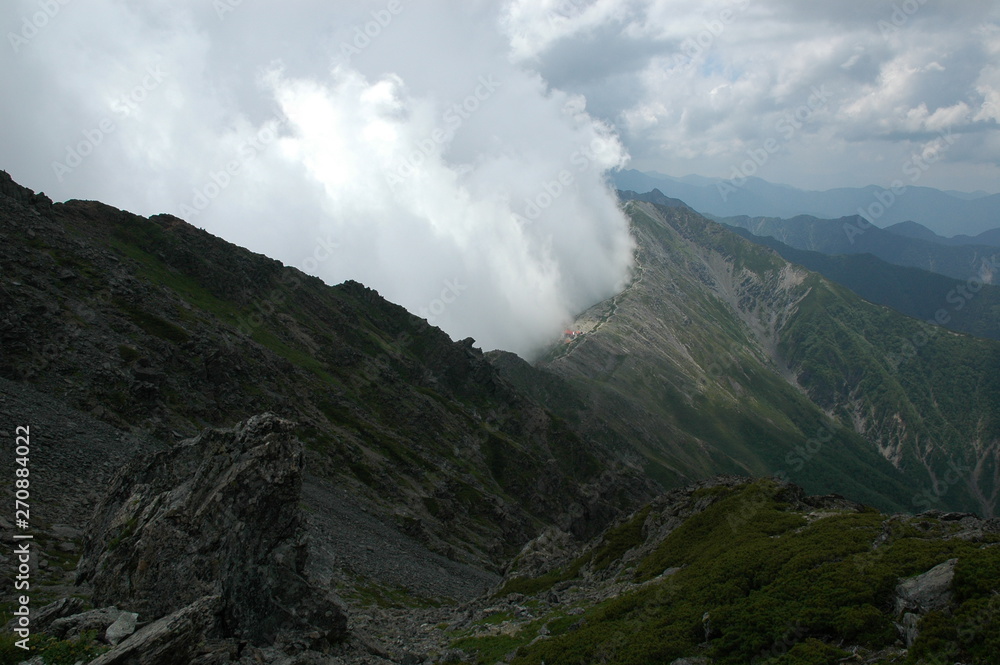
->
0, 169, 654, 573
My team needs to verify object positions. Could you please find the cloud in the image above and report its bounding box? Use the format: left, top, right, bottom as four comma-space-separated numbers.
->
0, 0, 634, 358
2, 0, 998, 352
505, 0, 1000, 192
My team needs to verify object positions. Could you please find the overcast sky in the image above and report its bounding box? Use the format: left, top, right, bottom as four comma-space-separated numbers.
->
2, 1, 998, 354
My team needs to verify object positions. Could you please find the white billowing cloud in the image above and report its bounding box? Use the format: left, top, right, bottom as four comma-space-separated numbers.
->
2, 0, 998, 348
0, 0, 634, 357
258, 63, 633, 356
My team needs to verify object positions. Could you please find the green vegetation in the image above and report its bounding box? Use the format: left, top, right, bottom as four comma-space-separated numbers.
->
591, 505, 651, 572
338, 579, 447, 609
481, 480, 1000, 665
0, 631, 108, 665
527, 200, 1000, 522
496, 553, 591, 597
728, 230, 1000, 341
117, 300, 190, 345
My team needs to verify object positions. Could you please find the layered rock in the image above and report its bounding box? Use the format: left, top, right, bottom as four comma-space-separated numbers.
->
75, 413, 347, 648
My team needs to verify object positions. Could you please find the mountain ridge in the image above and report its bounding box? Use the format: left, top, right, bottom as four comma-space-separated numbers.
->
716, 211, 1000, 283
614, 168, 1000, 237
723, 226, 1000, 341
540, 195, 1000, 518
3, 170, 1000, 663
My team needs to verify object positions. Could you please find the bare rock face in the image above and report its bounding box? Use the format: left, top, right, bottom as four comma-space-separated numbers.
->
895, 558, 957, 616
894, 558, 958, 647
75, 413, 347, 647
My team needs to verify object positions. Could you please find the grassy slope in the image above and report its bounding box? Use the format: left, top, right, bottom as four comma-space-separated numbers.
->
458, 479, 1000, 665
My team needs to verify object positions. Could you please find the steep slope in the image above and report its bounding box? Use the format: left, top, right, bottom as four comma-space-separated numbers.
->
512, 200, 1000, 517
0, 170, 655, 579
496, 201, 915, 512
725, 227, 1000, 341
719, 213, 1000, 282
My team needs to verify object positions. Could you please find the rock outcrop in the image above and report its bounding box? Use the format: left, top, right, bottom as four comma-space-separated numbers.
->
75, 413, 347, 649
85, 595, 222, 665
894, 558, 959, 647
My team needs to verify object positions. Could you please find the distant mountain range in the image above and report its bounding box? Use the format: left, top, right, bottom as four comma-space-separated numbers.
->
715, 208, 1000, 283
613, 169, 1000, 238
884, 220, 1000, 248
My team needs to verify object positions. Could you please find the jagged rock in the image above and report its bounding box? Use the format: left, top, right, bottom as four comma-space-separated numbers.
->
437, 649, 470, 664
85, 595, 221, 665
105, 611, 139, 645
895, 558, 957, 615
48, 606, 123, 640
0, 169, 51, 209
20, 596, 85, 633
503, 527, 577, 581
75, 413, 347, 646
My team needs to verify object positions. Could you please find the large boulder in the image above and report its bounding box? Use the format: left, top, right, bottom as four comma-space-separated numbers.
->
75, 413, 347, 647
895, 558, 957, 615
47, 606, 125, 641
893, 558, 958, 647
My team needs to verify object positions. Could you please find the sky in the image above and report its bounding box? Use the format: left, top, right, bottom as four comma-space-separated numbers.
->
2, 1, 998, 355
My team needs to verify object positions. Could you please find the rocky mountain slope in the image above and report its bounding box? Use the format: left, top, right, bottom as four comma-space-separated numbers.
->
725, 227, 1000, 341
2, 171, 1000, 663
504, 199, 1000, 518
0, 169, 654, 581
